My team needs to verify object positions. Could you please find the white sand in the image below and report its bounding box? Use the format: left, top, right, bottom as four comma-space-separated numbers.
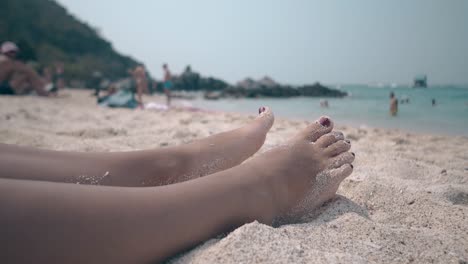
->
1, 90, 467, 263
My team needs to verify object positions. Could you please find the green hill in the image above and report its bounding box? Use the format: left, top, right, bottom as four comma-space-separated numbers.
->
0, 0, 139, 85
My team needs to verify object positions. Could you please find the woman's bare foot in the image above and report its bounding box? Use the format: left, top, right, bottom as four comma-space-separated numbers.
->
242, 116, 354, 225
110, 107, 275, 186
0, 115, 353, 263
0, 108, 274, 187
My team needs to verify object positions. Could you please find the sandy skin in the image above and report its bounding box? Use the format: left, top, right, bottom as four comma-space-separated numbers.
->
0, 107, 274, 187
243, 117, 355, 224
0, 113, 354, 263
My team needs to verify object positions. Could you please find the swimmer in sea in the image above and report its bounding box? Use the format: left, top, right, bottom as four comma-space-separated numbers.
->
390, 92, 398, 116
0, 110, 354, 263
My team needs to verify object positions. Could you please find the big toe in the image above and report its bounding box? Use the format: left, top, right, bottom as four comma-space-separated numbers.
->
255, 106, 275, 131
294, 116, 334, 142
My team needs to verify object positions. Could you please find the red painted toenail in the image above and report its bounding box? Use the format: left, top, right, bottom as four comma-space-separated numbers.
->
319, 117, 330, 127
258, 106, 266, 114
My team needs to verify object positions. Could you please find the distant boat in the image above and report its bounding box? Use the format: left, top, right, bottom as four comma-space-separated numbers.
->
413, 75, 427, 88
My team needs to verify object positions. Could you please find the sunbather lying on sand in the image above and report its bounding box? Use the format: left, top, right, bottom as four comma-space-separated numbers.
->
0, 108, 354, 263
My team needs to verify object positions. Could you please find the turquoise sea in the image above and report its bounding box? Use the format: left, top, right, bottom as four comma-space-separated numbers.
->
192, 85, 468, 136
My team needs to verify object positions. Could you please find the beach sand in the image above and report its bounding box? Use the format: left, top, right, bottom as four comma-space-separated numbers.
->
1, 90, 467, 263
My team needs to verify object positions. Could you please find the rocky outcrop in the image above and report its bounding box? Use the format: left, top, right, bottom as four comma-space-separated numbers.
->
154, 67, 346, 98
298, 83, 347, 97
154, 66, 230, 92
224, 78, 347, 98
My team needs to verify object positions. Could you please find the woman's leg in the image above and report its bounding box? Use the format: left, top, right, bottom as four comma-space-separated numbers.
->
136, 80, 143, 105
164, 88, 171, 106
0, 108, 274, 187
1, 60, 49, 96
0, 176, 255, 264
0, 116, 354, 263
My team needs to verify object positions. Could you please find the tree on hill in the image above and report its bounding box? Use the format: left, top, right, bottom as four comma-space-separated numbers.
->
0, 0, 140, 86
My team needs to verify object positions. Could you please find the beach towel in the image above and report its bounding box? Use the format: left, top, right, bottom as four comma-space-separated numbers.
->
144, 102, 169, 111
99, 89, 139, 109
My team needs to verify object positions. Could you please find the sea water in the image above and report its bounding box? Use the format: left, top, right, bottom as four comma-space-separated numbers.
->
192, 85, 468, 136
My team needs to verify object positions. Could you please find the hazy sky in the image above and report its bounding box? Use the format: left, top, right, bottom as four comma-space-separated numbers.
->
56, 0, 468, 85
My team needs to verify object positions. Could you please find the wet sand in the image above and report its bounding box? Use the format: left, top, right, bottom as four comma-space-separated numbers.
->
1, 90, 467, 263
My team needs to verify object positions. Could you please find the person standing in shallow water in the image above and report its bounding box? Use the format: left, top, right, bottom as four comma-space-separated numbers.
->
163, 63, 172, 107
390, 92, 398, 116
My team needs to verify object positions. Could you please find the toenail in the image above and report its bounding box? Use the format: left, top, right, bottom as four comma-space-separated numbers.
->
258, 106, 266, 114
319, 117, 330, 127
351, 152, 355, 156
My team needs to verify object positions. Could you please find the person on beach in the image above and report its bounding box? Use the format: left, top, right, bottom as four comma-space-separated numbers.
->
389, 92, 398, 116
0, 41, 53, 96
163, 63, 172, 107
96, 84, 117, 104
42, 66, 53, 84
131, 65, 148, 107
54, 62, 65, 90
0, 110, 354, 263
91, 70, 103, 96
320, 99, 329, 108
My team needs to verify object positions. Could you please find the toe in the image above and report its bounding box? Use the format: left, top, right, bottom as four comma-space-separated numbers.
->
329, 163, 354, 182
255, 106, 275, 130
257, 106, 273, 118
296, 116, 334, 142
325, 139, 351, 156
316, 131, 344, 148
258, 106, 269, 115
327, 151, 355, 169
